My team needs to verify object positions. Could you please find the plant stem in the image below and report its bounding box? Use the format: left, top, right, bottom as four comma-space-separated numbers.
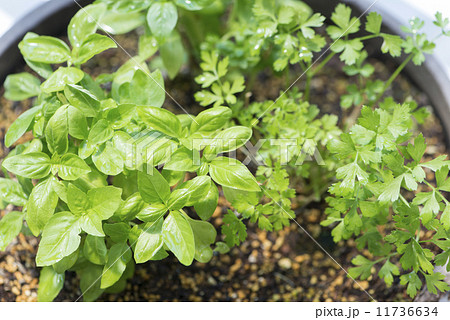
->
371, 54, 413, 107
311, 52, 336, 76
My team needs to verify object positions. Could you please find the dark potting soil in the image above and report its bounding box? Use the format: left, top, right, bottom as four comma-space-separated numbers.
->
0, 30, 448, 302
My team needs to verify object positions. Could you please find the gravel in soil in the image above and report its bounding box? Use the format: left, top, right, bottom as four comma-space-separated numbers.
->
0, 32, 448, 302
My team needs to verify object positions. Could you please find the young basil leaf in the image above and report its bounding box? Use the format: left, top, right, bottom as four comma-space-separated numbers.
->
115, 192, 146, 221
67, 184, 89, 215
190, 107, 232, 134
45, 105, 69, 155
2, 152, 52, 179
137, 106, 182, 138
58, 153, 91, 181
75, 34, 117, 64
99, 10, 146, 35
41, 68, 84, 93
26, 176, 59, 236
37, 266, 64, 302
138, 34, 158, 60
120, 69, 165, 108
83, 235, 108, 265
134, 218, 164, 263
175, 0, 210, 11
0, 178, 28, 207
136, 203, 167, 222
147, 2, 178, 40
78, 263, 104, 302
68, 3, 106, 48
36, 212, 81, 266
107, 104, 136, 129
52, 249, 78, 273
175, 175, 211, 206
5, 105, 42, 147
19, 36, 70, 64
186, 215, 216, 263
137, 168, 170, 203
209, 157, 260, 192
101, 242, 132, 289
92, 142, 124, 176
68, 106, 89, 140
64, 84, 101, 117
160, 31, 185, 79
4, 73, 40, 101
20, 33, 53, 77
194, 182, 218, 220
203, 126, 252, 156
164, 147, 201, 172
162, 211, 195, 266
104, 222, 130, 243
0, 211, 24, 251
88, 119, 114, 145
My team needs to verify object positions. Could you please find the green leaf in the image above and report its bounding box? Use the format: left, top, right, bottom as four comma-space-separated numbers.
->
194, 181, 218, 220
75, 34, 117, 64
78, 263, 104, 301
58, 154, 91, 180
83, 235, 108, 265
203, 126, 252, 156
67, 184, 89, 215
115, 193, 146, 222
407, 134, 426, 162
147, 2, 178, 39
441, 205, 450, 230
164, 147, 200, 172
26, 177, 59, 236
88, 120, 114, 146
19, 36, 70, 64
137, 106, 182, 138
4, 73, 40, 101
2, 152, 51, 179
160, 31, 185, 79
41, 68, 84, 93
45, 105, 69, 154
162, 211, 195, 266
52, 249, 78, 273
64, 84, 101, 117
424, 272, 450, 295
136, 203, 167, 222
190, 107, 232, 134
365, 12, 382, 34
92, 142, 124, 176
221, 210, 247, 247
400, 272, 422, 298
134, 218, 164, 263
378, 175, 403, 202
186, 216, 216, 263
381, 34, 402, 57
137, 168, 170, 203
67, 106, 89, 140
175, 0, 209, 11
121, 69, 165, 108
104, 223, 130, 243
37, 266, 64, 302
209, 157, 260, 192
138, 34, 158, 60
326, 4, 360, 39
36, 212, 81, 266
378, 260, 400, 286
68, 3, 106, 48
5, 105, 42, 147
0, 211, 23, 251
348, 255, 374, 280
101, 242, 131, 289
0, 178, 27, 206
100, 10, 145, 34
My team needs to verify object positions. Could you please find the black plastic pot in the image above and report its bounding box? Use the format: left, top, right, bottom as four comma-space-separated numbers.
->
1, 0, 449, 144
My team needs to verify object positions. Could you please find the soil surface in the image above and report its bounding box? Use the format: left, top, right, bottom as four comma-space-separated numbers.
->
0, 30, 448, 302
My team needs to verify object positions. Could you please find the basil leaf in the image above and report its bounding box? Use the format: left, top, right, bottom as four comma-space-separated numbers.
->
203, 126, 252, 156
78, 263, 104, 301
26, 177, 59, 236
64, 84, 101, 117
2, 152, 51, 179
164, 147, 201, 172
160, 31, 185, 79
137, 106, 182, 138
37, 266, 64, 302
100, 10, 146, 35
190, 107, 232, 134
88, 119, 114, 145
176, 175, 211, 206
45, 105, 69, 154
137, 168, 170, 203
134, 218, 164, 263
162, 211, 195, 266
138, 34, 158, 60
194, 181, 218, 220
175, 0, 209, 11
36, 212, 81, 266
136, 203, 167, 222
83, 235, 108, 265
58, 154, 91, 181
92, 142, 124, 176
41, 68, 84, 93
0, 211, 24, 251
68, 3, 106, 48
120, 69, 165, 108
52, 249, 78, 273
19, 36, 70, 64
75, 34, 117, 64
0, 178, 27, 207
115, 192, 146, 221
68, 105, 89, 139
101, 242, 132, 289
5, 105, 42, 147
88, 186, 123, 218
209, 157, 260, 191
104, 222, 130, 243
147, 2, 178, 40
4, 73, 40, 101
186, 216, 216, 263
